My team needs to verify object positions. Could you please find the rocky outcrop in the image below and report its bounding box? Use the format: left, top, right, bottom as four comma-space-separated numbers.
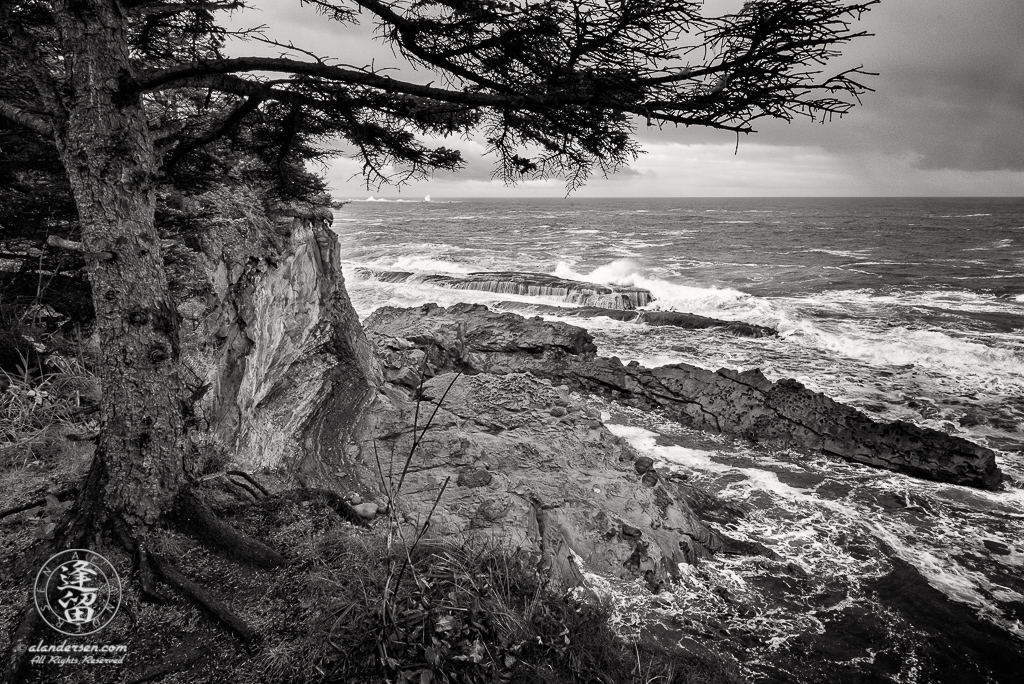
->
175, 202, 378, 479
354, 268, 654, 309
493, 301, 776, 338
366, 369, 753, 591
366, 303, 1001, 489
171, 203, 770, 592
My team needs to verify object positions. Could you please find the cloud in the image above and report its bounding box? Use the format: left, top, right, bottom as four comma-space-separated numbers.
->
229, 0, 1024, 195
824, 0, 1024, 172
324, 140, 1024, 199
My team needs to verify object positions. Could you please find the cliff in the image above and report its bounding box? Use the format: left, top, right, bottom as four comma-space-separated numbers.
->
173, 201, 378, 484
175, 209, 999, 599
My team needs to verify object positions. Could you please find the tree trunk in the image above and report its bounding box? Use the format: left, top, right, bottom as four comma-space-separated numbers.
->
52, 0, 186, 533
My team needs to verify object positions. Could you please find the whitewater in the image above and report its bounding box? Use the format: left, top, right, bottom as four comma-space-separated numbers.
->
334, 196, 1024, 681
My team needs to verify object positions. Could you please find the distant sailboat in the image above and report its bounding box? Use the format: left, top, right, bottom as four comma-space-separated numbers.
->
424, 194, 431, 202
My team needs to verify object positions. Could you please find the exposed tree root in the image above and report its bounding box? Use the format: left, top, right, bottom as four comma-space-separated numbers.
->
277, 487, 370, 528
2, 605, 44, 684
148, 552, 257, 644
225, 470, 270, 498
133, 540, 170, 605
0, 485, 78, 522
1, 466, 290, 683
175, 490, 287, 569
224, 476, 262, 502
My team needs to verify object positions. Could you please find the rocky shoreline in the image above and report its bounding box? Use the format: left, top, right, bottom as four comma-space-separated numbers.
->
492, 301, 777, 337
366, 302, 1001, 490
170, 211, 1019, 682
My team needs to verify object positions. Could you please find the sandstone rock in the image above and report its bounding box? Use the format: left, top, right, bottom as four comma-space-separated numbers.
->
347, 493, 362, 505
177, 206, 379, 479
634, 457, 655, 475
457, 468, 493, 488
368, 371, 732, 589
365, 304, 1001, 489
621, 523, 642, 538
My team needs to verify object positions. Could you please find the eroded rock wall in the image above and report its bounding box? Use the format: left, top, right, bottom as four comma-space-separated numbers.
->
175, 204, 379, 481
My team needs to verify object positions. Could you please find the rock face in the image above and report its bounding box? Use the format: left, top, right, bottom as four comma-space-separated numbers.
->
493, 301, 776, 338
354, 268, 654, 309
366, 304, 1001, 489
175, 203, 379, 480
368, 369, 749, 591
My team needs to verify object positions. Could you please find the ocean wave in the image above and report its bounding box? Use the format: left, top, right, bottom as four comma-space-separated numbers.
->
552, 259, 761, 321
606, 412, 1024, 642
802, 248, 874, 258
783, 322, 1024, 379
803, 288, 1022, 316
343, 267, 585, 317
355, 255, 477, 275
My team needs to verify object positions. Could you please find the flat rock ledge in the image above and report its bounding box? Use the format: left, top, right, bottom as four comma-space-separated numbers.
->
365, 303, 1001, 490
492, 301, 776, 338
354, 268, 654, 309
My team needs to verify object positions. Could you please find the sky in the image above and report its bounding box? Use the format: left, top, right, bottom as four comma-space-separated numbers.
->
225, 1, 1024, 198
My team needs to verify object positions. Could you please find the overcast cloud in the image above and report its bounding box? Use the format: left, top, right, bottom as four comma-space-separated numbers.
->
227, 1, 1024, 197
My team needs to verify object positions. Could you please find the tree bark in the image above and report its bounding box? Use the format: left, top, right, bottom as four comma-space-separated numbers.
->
51, 0, 187, 533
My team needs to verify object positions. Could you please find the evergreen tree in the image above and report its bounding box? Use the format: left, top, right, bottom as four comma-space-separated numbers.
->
0, 2, 879, 677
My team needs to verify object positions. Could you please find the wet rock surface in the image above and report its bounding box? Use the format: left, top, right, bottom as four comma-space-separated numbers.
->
493, 301, 777, 338
366, 370, 746, 591
366, 303, 1001, 489
355, 267, 653, 309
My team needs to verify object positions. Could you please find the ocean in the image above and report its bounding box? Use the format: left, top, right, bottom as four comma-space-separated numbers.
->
333, 197, 1024, 681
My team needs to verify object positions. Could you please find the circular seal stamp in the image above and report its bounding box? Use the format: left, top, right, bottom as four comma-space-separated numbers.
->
34, 549, 122, 636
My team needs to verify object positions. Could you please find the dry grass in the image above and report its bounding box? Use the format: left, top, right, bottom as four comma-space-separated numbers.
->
5, 475, 742, 684
0, 337, 95, 547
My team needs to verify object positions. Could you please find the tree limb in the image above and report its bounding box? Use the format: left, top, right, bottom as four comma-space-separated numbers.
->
165, 93, 264, 165
0, 99, 52, 137
149, 552, 257, 643
45, 235, 115, 261
136, 57, 536, 109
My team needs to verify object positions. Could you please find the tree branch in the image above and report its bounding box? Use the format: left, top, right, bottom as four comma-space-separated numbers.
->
136, 57, 532, 109
0, 99, 53, 137
165, 93, 264, 165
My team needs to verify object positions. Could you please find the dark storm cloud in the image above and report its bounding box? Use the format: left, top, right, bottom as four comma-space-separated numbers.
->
633, 0, 1024, 172
228, 1, 1024, 194
843, 0, 1024, 171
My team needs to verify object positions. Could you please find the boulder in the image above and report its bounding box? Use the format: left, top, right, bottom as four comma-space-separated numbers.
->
353, 502, 378, 519
174, 203, 380, 486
